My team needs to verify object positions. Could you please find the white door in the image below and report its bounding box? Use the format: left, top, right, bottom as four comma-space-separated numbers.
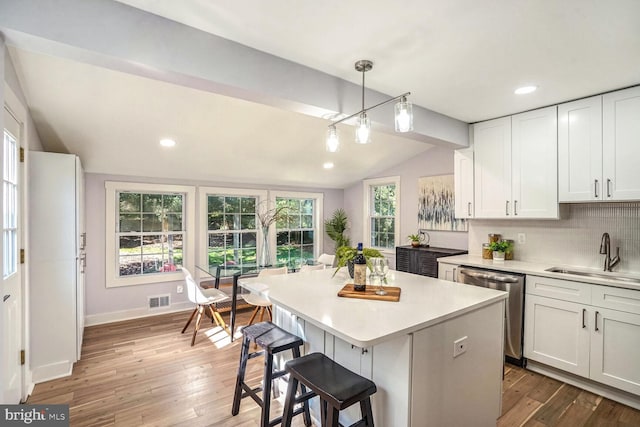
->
511, 106, 558, 218
523, 295, 590, 377
603, 86, 640, 200
590, 306, 640, 395
558, 96, 603, 202
2, 106, 23, 403
473, 117, 511, 218
453, 148, 474, 218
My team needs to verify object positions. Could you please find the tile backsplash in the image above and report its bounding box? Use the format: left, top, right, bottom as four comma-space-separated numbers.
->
468, 202, 640, 273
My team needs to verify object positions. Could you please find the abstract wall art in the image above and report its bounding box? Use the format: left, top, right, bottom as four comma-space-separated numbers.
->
418, 174, 468, 232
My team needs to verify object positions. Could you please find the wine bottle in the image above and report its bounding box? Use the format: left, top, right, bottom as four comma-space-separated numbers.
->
353, 243, 367, 291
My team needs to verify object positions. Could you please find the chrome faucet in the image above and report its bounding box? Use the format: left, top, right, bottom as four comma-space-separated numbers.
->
599, 232, 621, 272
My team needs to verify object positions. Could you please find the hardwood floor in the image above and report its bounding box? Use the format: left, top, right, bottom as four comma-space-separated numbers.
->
27, 310, 640, 426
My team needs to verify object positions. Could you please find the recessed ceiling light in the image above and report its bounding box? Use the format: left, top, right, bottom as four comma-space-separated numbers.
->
160, 138, 176, 147
323, 162, 334, 169
514, 85, 538, 95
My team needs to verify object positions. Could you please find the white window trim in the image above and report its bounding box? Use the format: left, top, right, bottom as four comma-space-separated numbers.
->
363, 176, 401, 254
197, 186, 268, 273
105, 181, 196, 288
269, 190, 324, 262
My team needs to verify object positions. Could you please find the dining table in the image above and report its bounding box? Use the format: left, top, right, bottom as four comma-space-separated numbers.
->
196, 263, 293, 340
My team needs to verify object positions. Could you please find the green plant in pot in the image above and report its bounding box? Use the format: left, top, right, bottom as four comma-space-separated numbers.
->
407, 233, 421, 248
489, 240, 512, 260
324, 208, 350, 251
333, 245, 383, 278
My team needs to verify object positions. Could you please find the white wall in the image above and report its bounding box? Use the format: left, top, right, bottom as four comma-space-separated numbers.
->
344, 146, 468, 254
84, 172, 344, 324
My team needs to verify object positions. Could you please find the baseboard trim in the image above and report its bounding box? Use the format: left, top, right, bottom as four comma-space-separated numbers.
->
32, 361, 73, 384
527, 360, 640, 410
84, 302, 193, 326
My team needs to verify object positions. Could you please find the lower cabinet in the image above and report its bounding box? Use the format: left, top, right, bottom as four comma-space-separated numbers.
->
437, 261, 458, 281
524, 276, 640, 396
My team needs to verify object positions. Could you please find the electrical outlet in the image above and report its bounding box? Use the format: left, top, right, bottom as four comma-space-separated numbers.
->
518, 233, 526, 244
453, 336, 468, 358
176, 285, 184, 294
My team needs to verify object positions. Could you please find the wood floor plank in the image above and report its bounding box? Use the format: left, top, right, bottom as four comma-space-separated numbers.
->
26, 309, 640, 426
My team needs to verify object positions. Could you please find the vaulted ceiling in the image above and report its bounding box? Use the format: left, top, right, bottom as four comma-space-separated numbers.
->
1, 0, 639, 188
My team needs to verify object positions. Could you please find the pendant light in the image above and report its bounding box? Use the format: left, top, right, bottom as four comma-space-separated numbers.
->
325, 59, 413, 151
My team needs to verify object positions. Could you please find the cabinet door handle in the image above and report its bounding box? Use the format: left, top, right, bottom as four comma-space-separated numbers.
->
594, 179, 599, 198
361, 348, 369, 355
594, 311, 600, 332
505, 201, 509, 216
606, 179, 612, 198
3, 294, 9, 302
514, 200, 518, 216
467, 202, 472, 217
452, 267, 457, 282
582, 309, 586, 328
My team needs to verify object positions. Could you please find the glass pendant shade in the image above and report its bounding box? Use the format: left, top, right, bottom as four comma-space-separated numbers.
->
326, 125, 340, 152
394, 97, 413, 132
355, 112, 371, 144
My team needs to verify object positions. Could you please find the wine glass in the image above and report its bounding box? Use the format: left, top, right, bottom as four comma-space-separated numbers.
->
373, 258, 388, 295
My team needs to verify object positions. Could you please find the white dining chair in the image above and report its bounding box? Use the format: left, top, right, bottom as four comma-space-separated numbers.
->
243, 266, 288, 326
317, 253, 335, 267
181, 268, 231, 346
299, 263, 326, 272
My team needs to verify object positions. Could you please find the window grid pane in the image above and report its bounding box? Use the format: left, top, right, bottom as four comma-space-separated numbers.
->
3, 130, 18, 278
117, 191, 185, 277
369, 184, 396, 249
207, 195, 258, 272
275, 197, 315, 266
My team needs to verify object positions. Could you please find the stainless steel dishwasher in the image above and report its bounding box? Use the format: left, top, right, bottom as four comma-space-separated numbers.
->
456, 266, 525, 366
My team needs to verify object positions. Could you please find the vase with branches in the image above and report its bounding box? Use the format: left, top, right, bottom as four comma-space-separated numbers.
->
256, 200, 292, 267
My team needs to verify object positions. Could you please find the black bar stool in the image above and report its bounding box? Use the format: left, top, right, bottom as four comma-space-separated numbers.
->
231, 321, 311, 427
282, 352, 377, 427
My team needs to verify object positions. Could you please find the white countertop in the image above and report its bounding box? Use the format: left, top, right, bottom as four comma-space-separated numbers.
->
239, 268, 507, 348
437, 254, 640, 291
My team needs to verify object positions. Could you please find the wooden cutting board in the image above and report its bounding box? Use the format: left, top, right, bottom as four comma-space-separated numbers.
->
337, 284, 401, 302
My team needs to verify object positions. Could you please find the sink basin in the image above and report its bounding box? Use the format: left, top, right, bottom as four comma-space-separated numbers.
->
545, 267, 640, 284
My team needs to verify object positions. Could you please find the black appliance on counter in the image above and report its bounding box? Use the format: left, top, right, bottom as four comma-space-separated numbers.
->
396, 245, 467, 278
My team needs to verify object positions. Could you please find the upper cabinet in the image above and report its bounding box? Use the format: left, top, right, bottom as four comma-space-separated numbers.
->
454, 147, 474, 219
559, 86, 640, 202
473, 106, 558, 219
603, 86, 640, 201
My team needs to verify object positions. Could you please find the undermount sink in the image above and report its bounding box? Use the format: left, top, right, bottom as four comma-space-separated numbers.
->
545, 267, 640, 284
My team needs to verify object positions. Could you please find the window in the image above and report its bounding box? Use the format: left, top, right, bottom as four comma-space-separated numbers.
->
2, 128, 18, 278
272, 191, 323, 266
199, 187, 267, 275
363, 177, 400, 251
106, 182, 195, 287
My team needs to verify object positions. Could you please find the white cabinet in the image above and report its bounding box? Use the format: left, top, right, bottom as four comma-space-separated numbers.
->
473, 116, 511, 218
473, 106, 558, 218
524, 295, 590, 376
559, 86, 640, 202
603, 86, 640, 200
29, 152, 85, 383
437, 261, 458, 282
524, 275, 640, 396
558, 96, 603, 201
454, 148, 474, 218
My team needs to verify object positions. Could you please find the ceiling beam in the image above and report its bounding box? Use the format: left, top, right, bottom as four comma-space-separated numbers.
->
0, 0, 468, 148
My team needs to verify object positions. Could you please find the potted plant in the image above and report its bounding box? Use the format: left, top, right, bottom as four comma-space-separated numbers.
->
324, 208, 351, 251
489, 240, 512, 261
407, 234, 421, 248
333, 245, 383, 278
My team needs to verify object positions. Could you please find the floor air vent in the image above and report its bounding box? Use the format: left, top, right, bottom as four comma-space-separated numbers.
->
148, 294, 170, 309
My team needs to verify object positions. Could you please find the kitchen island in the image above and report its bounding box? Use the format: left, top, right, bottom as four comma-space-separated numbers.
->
240, 268, 508, 426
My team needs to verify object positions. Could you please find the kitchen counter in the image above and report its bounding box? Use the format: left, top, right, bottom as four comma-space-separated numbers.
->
240, 268, 507, 426
240, 267, 507, 347
437, 254, 640, 291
